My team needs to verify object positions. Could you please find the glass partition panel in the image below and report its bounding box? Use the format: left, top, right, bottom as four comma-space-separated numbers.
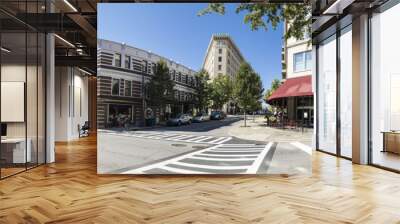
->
339, 26, 352, 158
27, 31, 38, 169
38, 32, 45, 165
317, 35, 337, 154
1, 31, 27, 177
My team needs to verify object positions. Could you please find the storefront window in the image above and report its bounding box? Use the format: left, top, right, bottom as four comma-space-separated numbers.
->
108, 104, 133, 128
317, 35, 337, 154
371, 3, 400, 171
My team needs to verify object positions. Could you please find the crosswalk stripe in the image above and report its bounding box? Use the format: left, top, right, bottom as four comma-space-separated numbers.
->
172, 161, 250, 170
209, 150, 263, 153
208, 137, 226, 143
166, 135, 192, 140
213, 137, 232, 144
194, 136, 213, 143
193, 154, 258, 159
211, 147, 264, 151
197, 153, 259, 157
246, 142, 273, 174
188, 155, 254, 162
158, 166, 210, 174
124, 144, 221, 173
186, 136, 208, 142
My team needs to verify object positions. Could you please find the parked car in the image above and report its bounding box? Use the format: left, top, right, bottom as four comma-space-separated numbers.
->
210, 111, 226, 120
193, 112, 210, 123
167, 113, 192, 126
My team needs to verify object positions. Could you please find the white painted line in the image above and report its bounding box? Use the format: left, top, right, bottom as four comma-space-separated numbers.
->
246, 142, 274, 174
219, 144, 256, 146
186, 136, 208, 142
213, 137, 232, 144
166, 135, 192, 140
194, 136, 213, 143
290, 142, 313, 155
125, 144, 221, 173
160, 166, 210, 174
198, 153, 258, 158
172, 161, 250, 170
218, 144, 257, 147
213, 147, 265, 150
209, 149, 263, 153
189, 155, 255, 162
208, 137, 226, 143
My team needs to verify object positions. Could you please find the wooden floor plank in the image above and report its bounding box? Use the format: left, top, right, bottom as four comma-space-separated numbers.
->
0, 135, 400, 223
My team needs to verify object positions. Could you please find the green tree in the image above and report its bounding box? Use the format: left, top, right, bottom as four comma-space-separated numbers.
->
209, 74, 233, 110
198, 3, 310, 40
233, 63, 264, 127
146, 60, 175, 120
194, 69, 211, 112
264, 78, 281, 100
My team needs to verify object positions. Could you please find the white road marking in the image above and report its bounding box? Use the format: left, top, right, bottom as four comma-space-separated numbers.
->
122, 144, 221, 174
123, 143, 273, 174
213, 137, 232, 144
171, 161, 250, 170
189, 155, 255, 162
246, 142, 273, 174
194, 136, 213, 143
159, 166, 210, 174
208, 137, 226, 143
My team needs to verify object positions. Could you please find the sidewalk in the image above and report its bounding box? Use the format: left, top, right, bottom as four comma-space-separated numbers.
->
228, 116, 313, 145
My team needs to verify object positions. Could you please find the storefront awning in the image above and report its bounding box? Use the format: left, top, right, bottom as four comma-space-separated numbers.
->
267, 76, 313, 103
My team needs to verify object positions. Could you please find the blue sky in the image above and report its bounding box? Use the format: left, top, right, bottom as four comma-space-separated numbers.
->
98, 3, 283, 91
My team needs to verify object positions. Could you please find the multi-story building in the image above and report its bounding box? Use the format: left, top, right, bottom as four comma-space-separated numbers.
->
267, 22, 313, 126
202, 34, 245, 113
97, 39, 197, 128
202, 34, 245, 80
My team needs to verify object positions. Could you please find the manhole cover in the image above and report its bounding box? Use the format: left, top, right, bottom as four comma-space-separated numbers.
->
171, 143, 186, 147
192, 145, 207, 150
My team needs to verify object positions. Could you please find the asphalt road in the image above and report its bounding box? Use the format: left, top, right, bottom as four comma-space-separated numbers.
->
98, 116, 311, 175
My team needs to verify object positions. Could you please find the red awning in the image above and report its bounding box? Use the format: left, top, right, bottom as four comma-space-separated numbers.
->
267, 75, 313, 102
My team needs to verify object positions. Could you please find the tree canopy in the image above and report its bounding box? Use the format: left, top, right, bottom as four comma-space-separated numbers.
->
194, 69, 211, 111
209, 74, 233, 110
146, 60, 175, 108
264, 78, 281, 101
198, 3, 310, 40
233, 62, 264, 126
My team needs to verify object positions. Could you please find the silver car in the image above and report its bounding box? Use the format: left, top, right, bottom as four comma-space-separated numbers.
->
193, 112, 210, 123
167, 113, 192, 126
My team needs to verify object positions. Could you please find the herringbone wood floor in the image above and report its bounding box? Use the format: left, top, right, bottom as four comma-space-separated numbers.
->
1, 135, 400, 224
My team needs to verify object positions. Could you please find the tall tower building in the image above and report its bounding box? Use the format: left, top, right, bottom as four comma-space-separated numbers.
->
202, 34, 245, 80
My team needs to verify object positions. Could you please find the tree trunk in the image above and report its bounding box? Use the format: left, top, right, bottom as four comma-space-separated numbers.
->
244, 111, 247, 127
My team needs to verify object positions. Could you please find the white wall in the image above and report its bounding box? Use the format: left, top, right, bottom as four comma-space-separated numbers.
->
286, 40, 312, 79
55, 67, 89, 141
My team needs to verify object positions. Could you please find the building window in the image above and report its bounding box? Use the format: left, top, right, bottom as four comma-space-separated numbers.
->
218, 56, 222, 62
112, 79, 120, 95
125, 80, 132, 96
125, 55, 131, 69
114, 53, 121, 67
293, 51, 312, 72
219, 48, 222, 54
218, 65, 222, 71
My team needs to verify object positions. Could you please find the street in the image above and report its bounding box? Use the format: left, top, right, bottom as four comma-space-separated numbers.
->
98, 116, 312, 175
